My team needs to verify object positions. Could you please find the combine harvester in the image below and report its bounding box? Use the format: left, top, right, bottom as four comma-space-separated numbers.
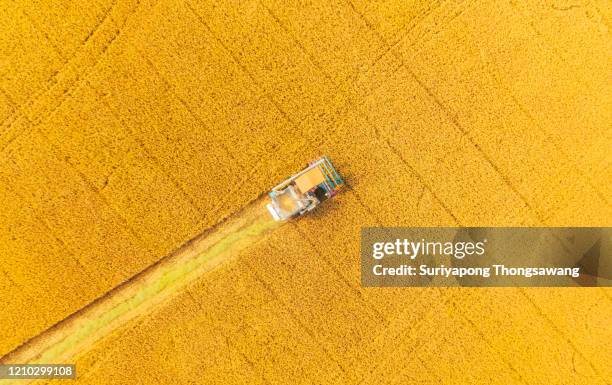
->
267, 156, 345, 221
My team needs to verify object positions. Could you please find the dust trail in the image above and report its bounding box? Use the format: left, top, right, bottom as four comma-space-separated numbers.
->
0, 198, 281, 383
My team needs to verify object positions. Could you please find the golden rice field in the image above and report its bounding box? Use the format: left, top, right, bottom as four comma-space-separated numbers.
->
0, 0, 611, 383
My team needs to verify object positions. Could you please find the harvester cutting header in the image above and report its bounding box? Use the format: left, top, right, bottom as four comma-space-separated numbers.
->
267, 156, 345, 221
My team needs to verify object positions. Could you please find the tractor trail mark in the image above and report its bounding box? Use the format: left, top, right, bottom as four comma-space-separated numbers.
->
0, 198, 281, 384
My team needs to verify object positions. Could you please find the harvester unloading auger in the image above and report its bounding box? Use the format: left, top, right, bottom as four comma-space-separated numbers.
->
267, 156, 345, 221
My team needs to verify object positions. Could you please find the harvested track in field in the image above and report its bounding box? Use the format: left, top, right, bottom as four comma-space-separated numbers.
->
0, 198, 280, 382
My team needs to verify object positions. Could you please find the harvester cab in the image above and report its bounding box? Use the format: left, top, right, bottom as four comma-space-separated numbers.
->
266, 156, 345, 221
